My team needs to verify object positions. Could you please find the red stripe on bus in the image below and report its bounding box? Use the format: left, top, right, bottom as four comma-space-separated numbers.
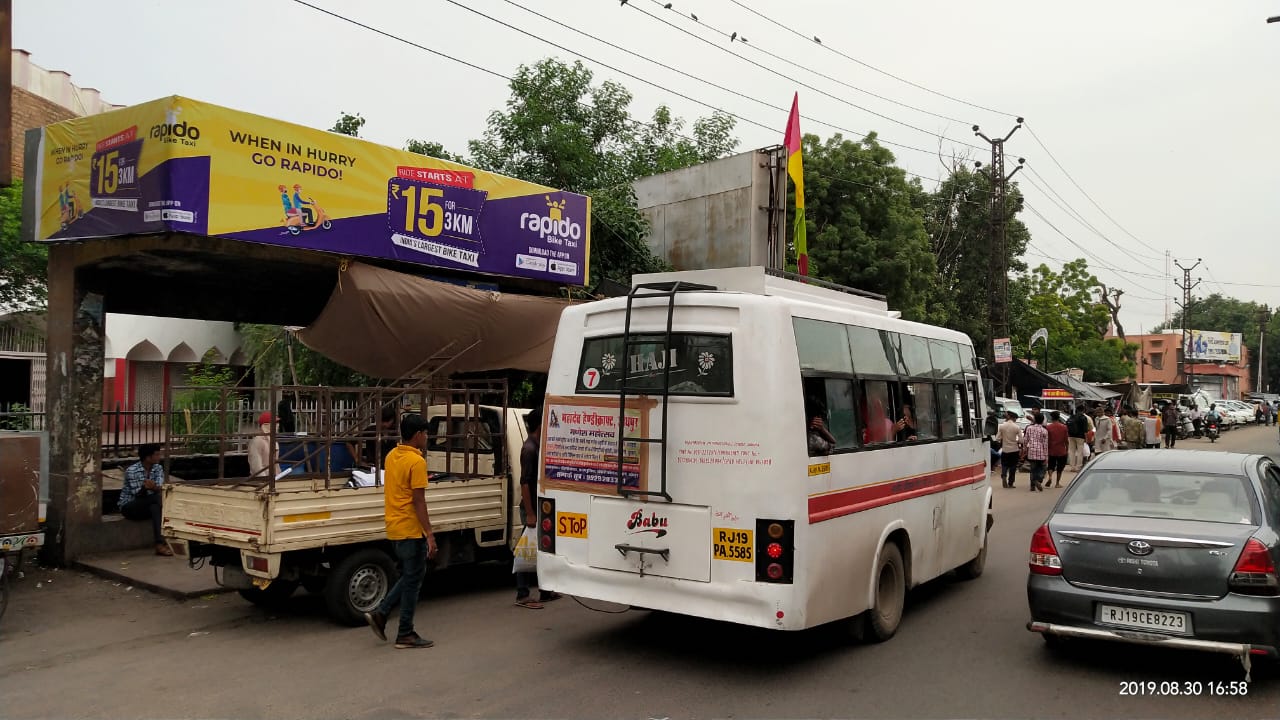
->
808, 462, 986, 523
186, 522, 261, 536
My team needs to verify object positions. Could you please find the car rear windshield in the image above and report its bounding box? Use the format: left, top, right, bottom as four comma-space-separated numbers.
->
1061, 471, 1257, 525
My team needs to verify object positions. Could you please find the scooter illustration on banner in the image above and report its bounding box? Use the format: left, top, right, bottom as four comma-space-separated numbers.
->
278, 183, 332, 235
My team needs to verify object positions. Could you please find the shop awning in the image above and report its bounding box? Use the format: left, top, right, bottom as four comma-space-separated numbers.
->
297, 262, 573, 378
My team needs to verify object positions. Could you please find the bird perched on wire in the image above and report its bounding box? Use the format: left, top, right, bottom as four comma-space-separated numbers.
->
663, 2, 672, 7
619, 0, 627, 5
740, 36, 748, 43
690, 13, 698, 21
730, 31, 737, 41
814, 36, 822, 44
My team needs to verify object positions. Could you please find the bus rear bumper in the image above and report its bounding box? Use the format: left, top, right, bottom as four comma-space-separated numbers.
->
536, 551, 803, 630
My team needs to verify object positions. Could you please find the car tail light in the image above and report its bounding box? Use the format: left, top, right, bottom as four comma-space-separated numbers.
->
1229, 538, 1278, 596
755, 519, 794, 583
537, 496, 556, 554
1029, 525, 1062, 576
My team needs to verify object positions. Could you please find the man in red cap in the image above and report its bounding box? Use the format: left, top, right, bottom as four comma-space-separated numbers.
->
249, 411, 280, 480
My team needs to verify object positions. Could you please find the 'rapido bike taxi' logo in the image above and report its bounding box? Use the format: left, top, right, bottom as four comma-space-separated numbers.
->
150, 103, 201, 144
519, 195, 582, 243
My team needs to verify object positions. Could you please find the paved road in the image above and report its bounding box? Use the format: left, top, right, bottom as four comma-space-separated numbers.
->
2, 426, 1279, 719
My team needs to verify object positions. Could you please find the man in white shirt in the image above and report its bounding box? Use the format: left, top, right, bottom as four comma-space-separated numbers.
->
996, 411, 1023, 489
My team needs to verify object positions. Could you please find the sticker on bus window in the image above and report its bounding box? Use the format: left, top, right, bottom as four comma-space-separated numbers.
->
712, 527, 753, 562
557, 511, 588, 539
581, 368, 601, 390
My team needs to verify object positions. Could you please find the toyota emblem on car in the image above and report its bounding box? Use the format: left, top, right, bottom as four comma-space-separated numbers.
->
1127, 540, 1153, 556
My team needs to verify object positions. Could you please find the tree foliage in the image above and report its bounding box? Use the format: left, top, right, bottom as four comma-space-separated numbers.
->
1010, 259, 1136, 382
330, 112, 366, 138
795, 133, 936, 321
237, 323, 372, 387
920, 167, 1030, 353
405, 139, 463, 163
0, 181, 48, 311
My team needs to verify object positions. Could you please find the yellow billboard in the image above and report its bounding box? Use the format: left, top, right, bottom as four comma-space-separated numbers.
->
29, 96, 590, 285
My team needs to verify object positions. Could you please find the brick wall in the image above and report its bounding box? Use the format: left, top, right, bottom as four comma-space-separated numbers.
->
11, 87, 78, 181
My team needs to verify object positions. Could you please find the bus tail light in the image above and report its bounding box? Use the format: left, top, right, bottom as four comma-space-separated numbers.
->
755, 519, 794, 584
538, 496, 556, 553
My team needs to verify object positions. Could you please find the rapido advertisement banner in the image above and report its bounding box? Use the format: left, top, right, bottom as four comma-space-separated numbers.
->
31, 96, 590, 285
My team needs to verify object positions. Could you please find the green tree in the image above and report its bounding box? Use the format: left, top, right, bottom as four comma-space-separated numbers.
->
467, 58, 737, 286
796, 133, 937, 321
238, 324, 372, 386
1011, 259, 1136, 382
920, 166, 1030, 353
0, 181, 49, 310
405, 139, 463, 163
330, 112, 366, 137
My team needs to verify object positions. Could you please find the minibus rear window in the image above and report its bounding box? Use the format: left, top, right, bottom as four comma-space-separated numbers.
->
577, 333, 733, 396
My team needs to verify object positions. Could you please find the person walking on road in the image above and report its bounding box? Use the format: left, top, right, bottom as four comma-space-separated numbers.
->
1121, 409, 1145, 449
1094, 408, 1118, 455
1022, 412, 1050, 492
1142, 409, 1161, 449
1045, 411, 1069, 488
1066, 405, 1089, 471
1161, 403, 1179, 449
515, 407, 561, 609
365, 414, 438, 649
997, 411, 1023, 488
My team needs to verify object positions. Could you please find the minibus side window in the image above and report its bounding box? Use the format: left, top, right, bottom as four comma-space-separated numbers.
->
860, 380, 896, 445
910, 382, 939, 439
794, 318, 853, 373
937, 384, 962, 438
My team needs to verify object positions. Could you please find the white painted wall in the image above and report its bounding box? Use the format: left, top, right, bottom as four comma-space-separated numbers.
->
105, 313, 242, 365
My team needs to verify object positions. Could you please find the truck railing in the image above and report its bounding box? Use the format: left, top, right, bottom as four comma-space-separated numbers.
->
163, 380, 509, 492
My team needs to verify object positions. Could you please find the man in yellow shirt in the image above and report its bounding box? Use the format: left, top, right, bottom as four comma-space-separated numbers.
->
365, 413, 438, 649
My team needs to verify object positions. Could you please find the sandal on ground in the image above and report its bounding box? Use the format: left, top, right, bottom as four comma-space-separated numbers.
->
515, 598, 544, 609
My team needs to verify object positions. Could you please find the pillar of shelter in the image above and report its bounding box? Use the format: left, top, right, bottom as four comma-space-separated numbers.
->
43, 243, 106, 564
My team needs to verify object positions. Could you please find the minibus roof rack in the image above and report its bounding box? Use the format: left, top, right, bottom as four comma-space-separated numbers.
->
631, 266, 894, 315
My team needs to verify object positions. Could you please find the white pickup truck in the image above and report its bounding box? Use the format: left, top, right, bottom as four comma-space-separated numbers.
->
163, 400, 530, 625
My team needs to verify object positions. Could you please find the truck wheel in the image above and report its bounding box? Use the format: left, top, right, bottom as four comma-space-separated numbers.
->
325, 548, 397, 626
238, 579, 299, 608
854, 543, 905, 643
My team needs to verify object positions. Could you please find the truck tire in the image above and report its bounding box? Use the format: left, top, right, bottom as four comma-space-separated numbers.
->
325, 548, 397, 626
238, 579, 299, 608
853, 542, 905, 643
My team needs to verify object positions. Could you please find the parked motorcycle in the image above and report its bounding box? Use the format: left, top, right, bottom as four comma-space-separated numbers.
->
1177, 413, 1195, 441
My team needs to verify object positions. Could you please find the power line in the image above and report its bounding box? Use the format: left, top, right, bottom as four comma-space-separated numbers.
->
723, 0, 1019, 119
620, 0, 987, 153
637, 0, 970, 127
1023, 203, 1165, 297
488, 0, 953, 161
1023, 123, 1164, 256
1020, 170, 1164, 272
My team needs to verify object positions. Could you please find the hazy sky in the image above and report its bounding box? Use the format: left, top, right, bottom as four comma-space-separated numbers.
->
15, 1, 1280, 334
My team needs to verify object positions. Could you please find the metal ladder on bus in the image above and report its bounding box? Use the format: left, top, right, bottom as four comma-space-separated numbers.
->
615, 280, 716, 502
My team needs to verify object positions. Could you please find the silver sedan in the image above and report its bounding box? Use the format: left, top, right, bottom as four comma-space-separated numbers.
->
1026, 450, 1280, 680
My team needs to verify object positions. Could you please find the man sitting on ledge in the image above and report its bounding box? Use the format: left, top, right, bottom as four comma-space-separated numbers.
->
119, 443, 172, 556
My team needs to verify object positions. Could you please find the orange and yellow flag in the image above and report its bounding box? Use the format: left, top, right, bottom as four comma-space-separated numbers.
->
783, 93, 807, 276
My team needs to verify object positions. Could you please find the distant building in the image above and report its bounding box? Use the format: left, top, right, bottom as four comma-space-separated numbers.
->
4, 52, 245, 414
1125, 330, 1251, 400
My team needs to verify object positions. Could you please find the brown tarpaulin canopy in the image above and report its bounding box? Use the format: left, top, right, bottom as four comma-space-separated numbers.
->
297, 262, 573, 378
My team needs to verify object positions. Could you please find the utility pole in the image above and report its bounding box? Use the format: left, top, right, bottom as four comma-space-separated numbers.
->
0, 0, 12, 187
1174, 258, 1202, 390
973, 118, 1025, 395
1258, 306, 1270, 394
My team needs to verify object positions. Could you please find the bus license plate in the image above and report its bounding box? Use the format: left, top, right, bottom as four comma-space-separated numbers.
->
1097, 604, 1190, 634
712, 528, 753, 562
